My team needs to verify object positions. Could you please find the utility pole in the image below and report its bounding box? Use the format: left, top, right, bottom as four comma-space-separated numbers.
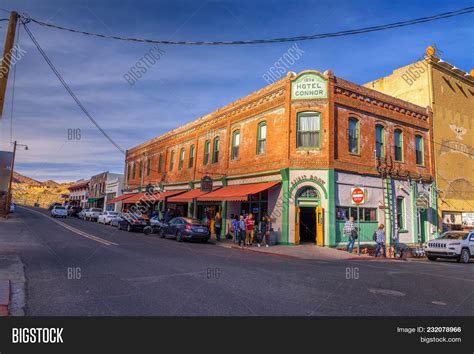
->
4, 140, 16, 216
0, 11, 18, 118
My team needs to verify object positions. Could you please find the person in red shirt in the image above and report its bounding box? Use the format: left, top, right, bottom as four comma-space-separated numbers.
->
245, 213, 255, 247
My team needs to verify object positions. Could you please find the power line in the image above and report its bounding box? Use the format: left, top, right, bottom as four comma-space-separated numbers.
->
20, 6, 474, 46
22, 22, 125, 154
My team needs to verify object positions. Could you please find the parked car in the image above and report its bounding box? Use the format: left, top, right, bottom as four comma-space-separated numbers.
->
117, 214, 148, 232
424, 231, 474, 263
48, 202, 61, 210
68, 206, 82, 217
9, 202, 15, 213
85, 208, 102, 221
78, 208, 88, 220
51, 205, 67, 218
159, 217, 210, 242
110, 213, 125, 227
98, 211, 119, 225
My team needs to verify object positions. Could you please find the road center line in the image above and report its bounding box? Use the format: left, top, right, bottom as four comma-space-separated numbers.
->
19, 207, 118, 246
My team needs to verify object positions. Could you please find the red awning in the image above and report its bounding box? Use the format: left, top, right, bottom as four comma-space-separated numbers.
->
106, 194, 138, 204
122, 190, 186, 204
197, 181, 280, 202
168, 188, 220, 203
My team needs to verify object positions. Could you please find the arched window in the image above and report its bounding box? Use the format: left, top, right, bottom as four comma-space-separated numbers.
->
203, 140, 210, 165
375, 125, 385, 158
415, 135, 424, 165
169, 150, 175, 171
394, 129, 403, 161
297, 112, 321, 148
178, 148, 185, 170
231, 130, 240, 160
212, 137, 220, 163
188, 145, 195, 168
296, 186, 319, 199
257, 122, 267, 155
348, 118, 359, 154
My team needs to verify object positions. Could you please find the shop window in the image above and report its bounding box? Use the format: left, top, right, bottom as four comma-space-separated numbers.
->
203, 140, 210, 165
189, 145, 195, 168
146, 158, 151, 176
158, 154, 163, 173
396, 197, 405, 229
257, 122, 266, 155
231, 130, 240, 160
394, 129, 403, 162
336, 207, 350, 221
178, 148, 185, 170
336, 206, 377, 222
212, 137, 220, 163
169, 150, 175, 171
375, 125, 384, 159
297, 112, 321, 148
348, 118, 359, 154
415, 135, 424, 165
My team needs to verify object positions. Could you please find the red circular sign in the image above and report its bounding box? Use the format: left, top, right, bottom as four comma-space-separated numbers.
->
352, 188, 365, 204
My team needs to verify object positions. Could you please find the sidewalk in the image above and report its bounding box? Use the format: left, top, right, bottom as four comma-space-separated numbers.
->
215, 239, 375, 261
0, 215, 27, 316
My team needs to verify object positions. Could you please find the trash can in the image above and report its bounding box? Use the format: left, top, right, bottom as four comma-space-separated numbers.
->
268, 230, 278, 246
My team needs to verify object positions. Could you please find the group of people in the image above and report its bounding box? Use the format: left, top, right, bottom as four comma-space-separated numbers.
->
344, 216, 386, 257
229, 213, 271, 248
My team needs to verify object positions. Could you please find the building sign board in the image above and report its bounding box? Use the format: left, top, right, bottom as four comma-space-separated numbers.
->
291, 73, 328, 100
200, 176, 213, 192
415, 191, 430, 209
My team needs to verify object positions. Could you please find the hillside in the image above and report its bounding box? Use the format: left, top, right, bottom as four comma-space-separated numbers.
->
11, 172, 74, 208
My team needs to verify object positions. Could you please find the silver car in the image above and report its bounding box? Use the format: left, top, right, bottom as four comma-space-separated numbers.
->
424, 231, 474, 263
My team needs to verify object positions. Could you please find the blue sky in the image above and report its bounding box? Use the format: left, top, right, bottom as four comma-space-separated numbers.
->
0, 0, 472, 182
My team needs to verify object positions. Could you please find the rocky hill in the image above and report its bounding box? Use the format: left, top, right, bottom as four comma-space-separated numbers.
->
11, 172, 73, 208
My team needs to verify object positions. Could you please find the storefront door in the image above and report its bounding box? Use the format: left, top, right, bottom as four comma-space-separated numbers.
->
295, 206, 324, 245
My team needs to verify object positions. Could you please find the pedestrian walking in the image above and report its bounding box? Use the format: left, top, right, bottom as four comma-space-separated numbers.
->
238, 215, 246, 248
245, 213, 255, 246
343, 216, 357, 253
258, 215, 270, 248
373, 224, 386, 257
214, 212, 222, 241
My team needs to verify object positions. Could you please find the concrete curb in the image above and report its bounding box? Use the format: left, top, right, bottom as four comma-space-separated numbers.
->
0, 256, 26, 316
0, 279, 10, 316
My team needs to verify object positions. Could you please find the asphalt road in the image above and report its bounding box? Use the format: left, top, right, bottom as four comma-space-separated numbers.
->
5, 206, 473, 316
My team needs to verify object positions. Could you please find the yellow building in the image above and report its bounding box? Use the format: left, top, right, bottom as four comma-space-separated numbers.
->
364, 46, 474, 231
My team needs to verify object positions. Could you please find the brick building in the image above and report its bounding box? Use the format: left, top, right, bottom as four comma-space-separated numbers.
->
68, 179, 89, 208
124, 69, 437, 247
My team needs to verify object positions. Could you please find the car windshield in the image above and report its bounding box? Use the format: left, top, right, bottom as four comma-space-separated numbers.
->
438, 232, 468, 240
55, 207, 66, 210
91, 208, 102, 212
108, 212, 118, 215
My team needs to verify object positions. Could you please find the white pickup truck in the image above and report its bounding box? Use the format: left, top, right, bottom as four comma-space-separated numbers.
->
424, 231, 474, 263
84, 208, 103, 221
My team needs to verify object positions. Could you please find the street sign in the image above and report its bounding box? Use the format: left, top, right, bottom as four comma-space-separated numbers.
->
415, 191, 430, 209
351, 187, 365, 205
200, 176, 213, 192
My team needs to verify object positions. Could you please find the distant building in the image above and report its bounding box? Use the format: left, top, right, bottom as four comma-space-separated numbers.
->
104, 175, 124, 212
88, 172, 123, 210
68, 179, 89, 208
124, 69, 437, 247
364, 46, 474, 231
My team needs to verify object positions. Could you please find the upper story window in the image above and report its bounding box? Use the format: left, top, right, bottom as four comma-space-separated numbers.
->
257, 122, 267, 155
139, 161, 142, 178
127, 164, 131, 182
189, 145, 195, 168
132, 162, 136, 179
375, 125, 385, 159
297, 112, 321, 148
394, 129, 403, 162
146, 158, 151, 176
348, 118, 359, 154
203, 140, 210, 165
158, 154, 163, 173
178, 148, 185, 170
231, 130, 240, 160
169, 150, 175, 171
415, 135, 424, 165
212, 137, 220, 163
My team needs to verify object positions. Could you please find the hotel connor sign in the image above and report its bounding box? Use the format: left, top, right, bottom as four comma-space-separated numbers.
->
291, 73, 328, 100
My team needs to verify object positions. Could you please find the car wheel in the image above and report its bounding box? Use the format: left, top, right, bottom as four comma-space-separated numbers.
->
176, 232, 183, 242
427, 256, 437, 261
459, 249, 470, 264
143, 226, 152, 235
127, 224, 132, 232
159, 229, 165, 238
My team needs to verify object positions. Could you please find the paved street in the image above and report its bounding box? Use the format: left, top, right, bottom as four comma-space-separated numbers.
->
1, 206, 472, 316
